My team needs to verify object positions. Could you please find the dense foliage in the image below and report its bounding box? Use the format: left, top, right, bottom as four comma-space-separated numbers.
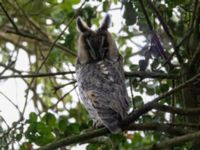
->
0, 0, 200, 149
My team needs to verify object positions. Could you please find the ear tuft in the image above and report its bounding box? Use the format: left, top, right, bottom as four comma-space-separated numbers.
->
77, 17, 89, 33
100, 14, 111, 30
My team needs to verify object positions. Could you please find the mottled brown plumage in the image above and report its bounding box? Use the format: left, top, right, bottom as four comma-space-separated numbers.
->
76, 15, 130, 133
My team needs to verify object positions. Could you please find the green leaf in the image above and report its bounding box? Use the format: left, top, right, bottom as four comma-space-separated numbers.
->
66, 123, 80, 134
46, 0, 58, 4
42, 112, 57, 128
58, 116, 68, 132
19, 142, 32, 150
86, 143, 100, 150
130, 64, 139, 71
160, 83, 169, 93
132, 133, 143, 142
29, 112, 37, 123
70, 0, 80, 5
173, 0, 188, 5
103, 1, 110, 11
123, 2, 137, 25
36, 122, 49, 133
133, 95, 144, 108
16, 133, 22, 141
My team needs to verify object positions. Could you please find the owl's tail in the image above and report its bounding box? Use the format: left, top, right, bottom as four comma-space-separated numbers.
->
106, 123, 122, 134
97, 108, 123, 134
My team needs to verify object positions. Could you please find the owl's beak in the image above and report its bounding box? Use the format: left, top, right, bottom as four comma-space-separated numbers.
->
99, 36, 106, 59
86, 39, 97, 60
86, 36, 106, 60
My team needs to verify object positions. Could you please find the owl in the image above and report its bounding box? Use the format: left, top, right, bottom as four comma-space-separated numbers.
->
76, 15, 130, 133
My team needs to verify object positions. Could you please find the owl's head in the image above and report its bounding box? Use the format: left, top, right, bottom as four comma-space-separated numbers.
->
76, 14, 118, 64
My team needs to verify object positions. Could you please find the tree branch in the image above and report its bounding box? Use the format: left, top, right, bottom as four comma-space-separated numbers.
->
37, 72, 200, 150
37, 123, 190, 150
125, 71, 178, 79
153, 103, 200, 115
5, 27, 76, 56
138, 130, 200, 150
0, 71, 75, 80
127, 123, 189, 136
122, 72, 200, 127
37, 128, 108, 150
138, 0, 153, 30
0, 71, 178, 80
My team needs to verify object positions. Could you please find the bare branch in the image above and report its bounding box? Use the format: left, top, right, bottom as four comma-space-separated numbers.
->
0, 71, 178, 80
125, 71, 178, 79
5, 28, 76, 56
138, 130, 200, 150
153, 103, 200, 115
127, 123, 190, 136
0, 71, 75, 80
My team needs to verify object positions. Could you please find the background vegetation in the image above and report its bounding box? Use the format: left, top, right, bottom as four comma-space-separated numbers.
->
0, 0, 200, 149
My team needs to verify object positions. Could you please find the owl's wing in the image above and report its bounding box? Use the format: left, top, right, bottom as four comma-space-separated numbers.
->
112, 55, 130, 109
78, 86, 102, 124
76, 59, 130, 133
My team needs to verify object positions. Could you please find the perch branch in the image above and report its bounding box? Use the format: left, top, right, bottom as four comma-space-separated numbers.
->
37, 72, 200, 150
0, 71, 178, 80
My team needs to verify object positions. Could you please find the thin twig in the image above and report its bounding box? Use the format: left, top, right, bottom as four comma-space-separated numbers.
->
49, 85, 77, 109
129, 78, 135, 109
0, 91, 22, 116
0, 2, 19, 32
0, 61, 15, 76
15, 0, 49, 39
176, 29, 193, 48
147, 0, 184, 65
0, 116, 10, 129
0, 71, 75, 80
54, 81, 76, 92
5, 28, 76, 56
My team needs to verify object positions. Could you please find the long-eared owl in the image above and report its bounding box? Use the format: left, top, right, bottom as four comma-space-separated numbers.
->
76, 14, 130, 133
